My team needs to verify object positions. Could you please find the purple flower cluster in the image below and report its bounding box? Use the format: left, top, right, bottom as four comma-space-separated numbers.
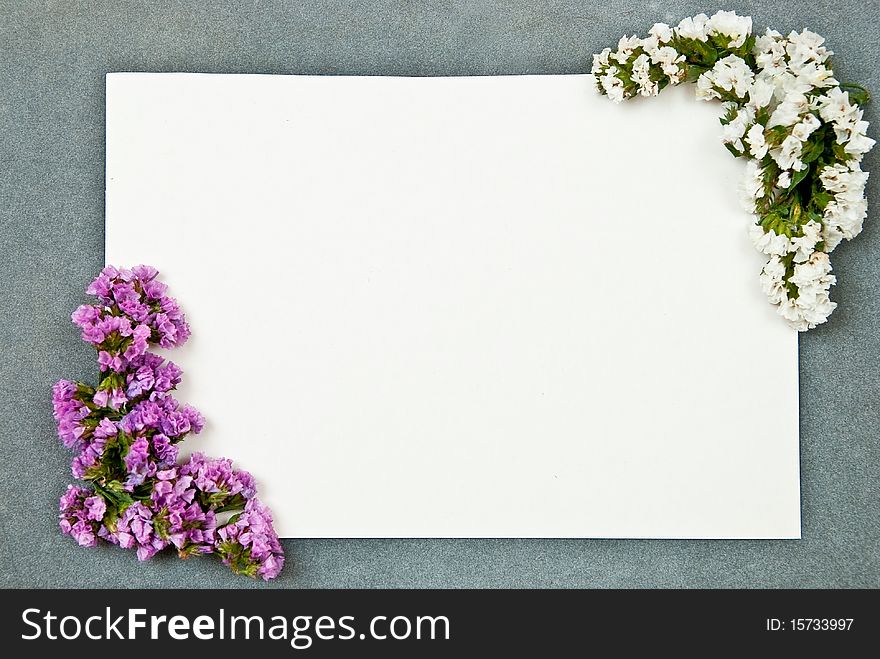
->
52, 376, 203, 484
100, 455, 283, 579
76, 265, 190, 354
59, 485, 105, 547
52, 380, 93, 449
183, 453, 256, 501
217, 498, 285, 580
126, 353, 182, 398
54, 265, 284, 580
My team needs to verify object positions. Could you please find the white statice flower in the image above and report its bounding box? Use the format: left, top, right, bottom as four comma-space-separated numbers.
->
820, 162, 870, 241
651, 45, 685, 82
822, 222, 844, 252
790, 220, 822, 262
818, 162, 850, 192
772, 134, 804, 171
790, 251, 834, 289
739, 160, 766, 212
591, 48, 611, 75
750, 224, 792, 256
754, 29, 787, 77
817, 92, 875, 159
768, 92, 809, 127
798, 294, 837, 330
721, 122, 746, 151
676, 13, 710, 41
781, 251, 837, 330
746, 123, 768, 158
747, 78, 775, 110
649, 22, 673, 43
824, 198, 868, 240
786, 29, 831, 69
777, 292, 835, 331
696, 55, 754, 101
843, 164, 871, 200
613, 35, 642, 64
591, 17, 872, 331
819, 162, 868, 198
754, 28, 783, 55
792, 61, 837, 90
737, 105, 755, 124
600, 66, 625, 103
845, 123, 876, 159
816, 87, 853, 123
775, 300, 810, 330
706, 10, 752, 48
776, 71, 814, 98
791, 112, 821, 141
638, 35, 655, 52
832, 107, 866, 145
759, 254, 788, 305
721, 106, 754, 152
695, 72, 718, 100
640, 34, 659, 55
714, 55, 754, 98
630, 53, 658, 96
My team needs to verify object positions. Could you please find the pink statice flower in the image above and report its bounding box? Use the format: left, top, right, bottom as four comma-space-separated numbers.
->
53, 266, 284, 579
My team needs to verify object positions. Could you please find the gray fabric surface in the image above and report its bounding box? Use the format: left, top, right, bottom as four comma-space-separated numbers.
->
1, 0, 878, 588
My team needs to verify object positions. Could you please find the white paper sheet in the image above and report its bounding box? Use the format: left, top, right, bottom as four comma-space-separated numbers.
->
105, 73, 800, 538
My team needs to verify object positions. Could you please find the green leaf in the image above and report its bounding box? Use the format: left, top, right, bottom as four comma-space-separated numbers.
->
760, 212, 781, 231
754, 107, 770, 126
790, 166, 811, 189
764, 125, 789, 147
840, 82, 871, 106
800, 139, 825, 164
811, 191, 834, 210
76, 382, 96, 397
724, 143, 743, 158
832, 142, 851, 161
684, 65, 705, 83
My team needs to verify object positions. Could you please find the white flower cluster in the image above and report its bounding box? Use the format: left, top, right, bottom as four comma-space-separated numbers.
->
696, 54, 754, 101
592, 22, 686, 102
819, 161, 870, 247
760, 250, 837, 328
593, 11, 874, 331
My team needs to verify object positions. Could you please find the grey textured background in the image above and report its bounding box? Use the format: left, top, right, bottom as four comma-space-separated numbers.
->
1, 0, 878, 588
